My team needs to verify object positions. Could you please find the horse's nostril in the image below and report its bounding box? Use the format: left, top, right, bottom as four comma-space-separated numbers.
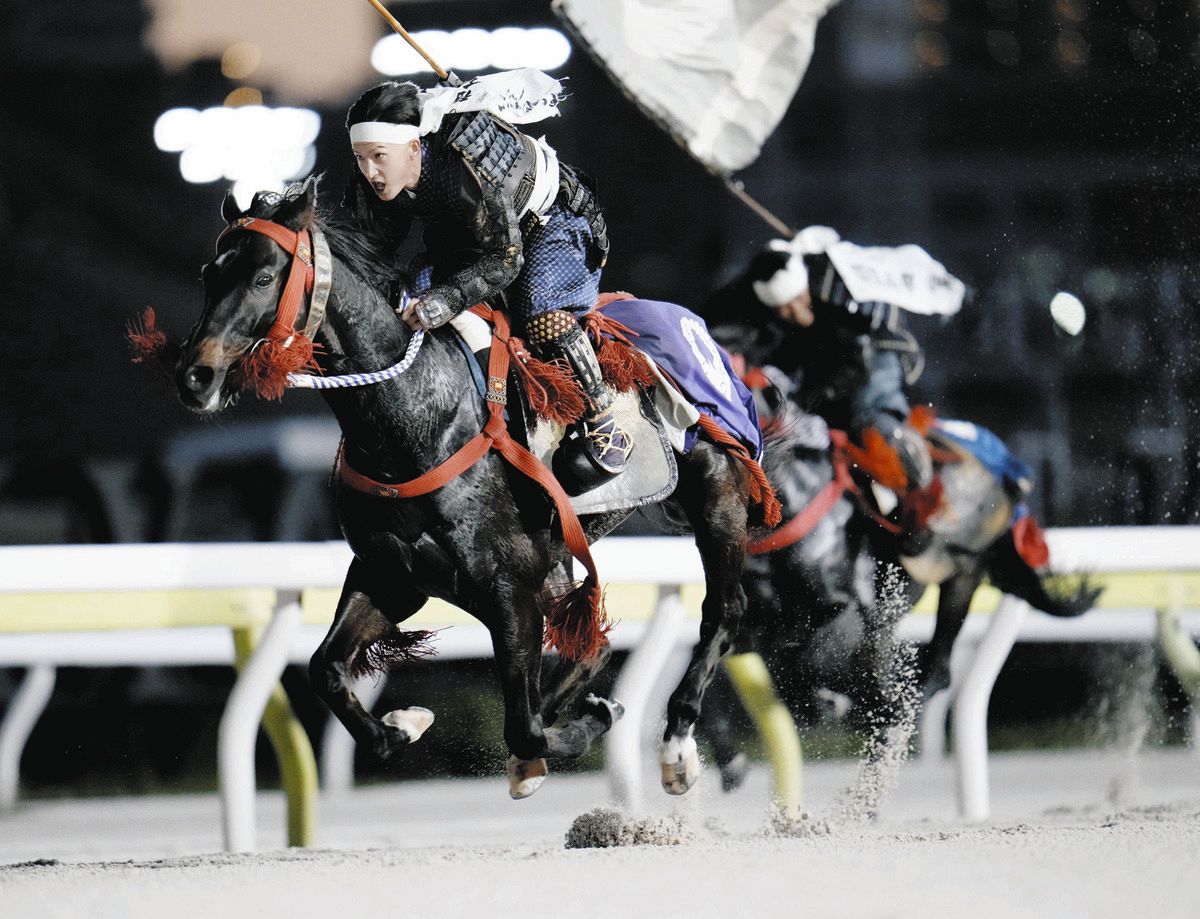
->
184, 364, 215, 393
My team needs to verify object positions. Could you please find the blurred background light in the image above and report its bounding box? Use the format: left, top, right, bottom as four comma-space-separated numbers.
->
154, 104, 321, 207
220, 41, 261, 81
370, 25, 572, 76
1050, 291, 1087, 336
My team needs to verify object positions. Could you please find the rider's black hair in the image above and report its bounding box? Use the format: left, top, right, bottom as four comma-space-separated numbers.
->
345, 81, 422, 130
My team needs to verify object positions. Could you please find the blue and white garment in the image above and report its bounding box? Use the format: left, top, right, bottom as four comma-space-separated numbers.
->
508, 204, 600, 318
597, 298, 764, 459
933, 419, 1032, 521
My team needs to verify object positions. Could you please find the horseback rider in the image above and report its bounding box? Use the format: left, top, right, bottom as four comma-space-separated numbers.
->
703, 225, 966, 507
342, 76, 632, 489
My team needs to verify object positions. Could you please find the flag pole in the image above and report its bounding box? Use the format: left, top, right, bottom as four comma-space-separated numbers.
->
724, 179, 795, 239
363, 0, 449, 80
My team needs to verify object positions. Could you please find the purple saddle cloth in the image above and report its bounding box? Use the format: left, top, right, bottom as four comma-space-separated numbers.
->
596, 298, 763, 459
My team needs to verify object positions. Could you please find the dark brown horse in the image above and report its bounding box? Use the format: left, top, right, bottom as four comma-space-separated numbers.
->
167, 181, 762, 798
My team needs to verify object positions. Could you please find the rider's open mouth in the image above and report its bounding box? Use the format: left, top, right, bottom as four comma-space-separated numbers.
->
371, 181, 386, 194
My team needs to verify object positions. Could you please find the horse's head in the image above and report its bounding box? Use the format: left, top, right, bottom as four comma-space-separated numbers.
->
175, 180, 318, 412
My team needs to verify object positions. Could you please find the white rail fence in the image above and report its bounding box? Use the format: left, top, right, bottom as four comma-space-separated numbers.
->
0, 528, 1197, 850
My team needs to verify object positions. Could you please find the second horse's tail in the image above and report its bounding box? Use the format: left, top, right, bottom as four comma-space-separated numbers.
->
985, 529, 1102, 617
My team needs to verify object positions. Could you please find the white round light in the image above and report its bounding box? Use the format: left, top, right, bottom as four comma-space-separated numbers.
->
154, 107, 200, 152
1050, 291, 1086, 336
179, 146, 226, 184
450, 28, 493, 71
490, 27, 530, 70
526, 27, 572, 70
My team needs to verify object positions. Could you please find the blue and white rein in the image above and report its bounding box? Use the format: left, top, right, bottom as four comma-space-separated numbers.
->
286, 291, 426, 390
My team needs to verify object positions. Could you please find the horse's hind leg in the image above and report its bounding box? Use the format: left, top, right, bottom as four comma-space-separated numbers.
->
662, 445, 750, 795
308, 557, 431, 762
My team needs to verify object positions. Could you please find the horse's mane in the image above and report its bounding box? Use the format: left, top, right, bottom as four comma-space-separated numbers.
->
246, 182, 399, 292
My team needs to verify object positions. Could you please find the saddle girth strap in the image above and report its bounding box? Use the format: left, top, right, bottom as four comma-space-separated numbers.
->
337, 306, 610, 661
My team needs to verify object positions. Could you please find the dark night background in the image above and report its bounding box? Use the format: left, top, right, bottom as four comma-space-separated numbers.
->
0, 0, 1196, 793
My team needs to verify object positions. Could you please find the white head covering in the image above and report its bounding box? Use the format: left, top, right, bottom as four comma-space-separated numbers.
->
349, 121, 420, 145
751, 226, 841, 307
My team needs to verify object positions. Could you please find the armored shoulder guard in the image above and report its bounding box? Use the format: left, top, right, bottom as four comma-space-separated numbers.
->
446, 111, 537, 215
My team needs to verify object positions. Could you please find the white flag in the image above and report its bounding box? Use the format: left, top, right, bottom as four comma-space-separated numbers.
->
825, 242, 966, 317
555, 0, 837, 174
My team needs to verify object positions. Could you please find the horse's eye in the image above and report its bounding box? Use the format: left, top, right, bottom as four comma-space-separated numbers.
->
254, 274, 273, 288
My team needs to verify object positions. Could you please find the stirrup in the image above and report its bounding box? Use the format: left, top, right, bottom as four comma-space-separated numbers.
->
552, 412, 634, 496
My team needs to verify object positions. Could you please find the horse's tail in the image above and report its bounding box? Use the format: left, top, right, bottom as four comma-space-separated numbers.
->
986, 529, 1103, 617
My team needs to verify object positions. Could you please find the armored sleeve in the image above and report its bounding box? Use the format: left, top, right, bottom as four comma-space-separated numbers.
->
423, 157, 524, 315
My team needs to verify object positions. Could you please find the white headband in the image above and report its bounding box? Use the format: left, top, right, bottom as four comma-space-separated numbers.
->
753, 240, 810, 307
349, 121, 420, 146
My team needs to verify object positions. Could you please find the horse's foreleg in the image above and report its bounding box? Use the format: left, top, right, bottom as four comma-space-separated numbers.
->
308, 557, 429, 762
662, 448, 750, 795
487, 578, 621, 799
920, 567, 984, 697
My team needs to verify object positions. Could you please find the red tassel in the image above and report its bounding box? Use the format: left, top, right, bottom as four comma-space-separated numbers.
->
596, 337, 657, 393
1013, 514, 1051, 570
902, 478, 945, 533
237, 331, 321, 401
508, 337, 586, 425
545, 576, 612, 662
695, 414, 782, 528
749, 467, 783, 527
908, 404, 938, 436
126, 307, 168, 363
844, 428, 909, 492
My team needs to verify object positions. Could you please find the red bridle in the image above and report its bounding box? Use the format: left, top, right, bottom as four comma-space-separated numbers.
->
217, 217, 315, 345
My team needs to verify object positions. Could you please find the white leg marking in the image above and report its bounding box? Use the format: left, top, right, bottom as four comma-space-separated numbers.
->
660, 727, 701, 795
506, 756, 549, 800
380, 706, 435, 743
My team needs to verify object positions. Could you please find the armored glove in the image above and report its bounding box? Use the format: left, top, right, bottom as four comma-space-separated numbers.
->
401, 289, 455, 330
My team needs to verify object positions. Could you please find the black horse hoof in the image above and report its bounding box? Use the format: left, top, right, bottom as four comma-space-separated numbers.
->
582, 693, 624, 731
371, 723, 413, 761
719, 752, 750, 793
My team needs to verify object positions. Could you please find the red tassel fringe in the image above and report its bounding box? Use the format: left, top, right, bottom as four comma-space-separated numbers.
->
596, 337, 657, 393
844, 428, 909, 492
901, 478, 945, 534
1013, 514, 1051, 570
908, 404, 938, 436
695, 413, 782, 528
237, 331, 321, 401
545, 576, 612, 662
125, 307, 179, 381
126, 307, 167, 362
509, 336, 586, 425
